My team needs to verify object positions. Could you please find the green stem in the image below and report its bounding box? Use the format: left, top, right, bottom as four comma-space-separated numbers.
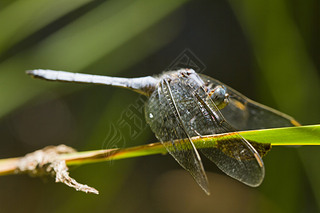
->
0, 124, 319, 176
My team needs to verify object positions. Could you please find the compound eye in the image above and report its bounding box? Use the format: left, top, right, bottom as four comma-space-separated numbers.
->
211, 85, 229, 109
212, 85, 226, 100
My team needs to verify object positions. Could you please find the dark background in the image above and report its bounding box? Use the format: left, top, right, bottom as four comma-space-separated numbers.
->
0, 0, 319, 212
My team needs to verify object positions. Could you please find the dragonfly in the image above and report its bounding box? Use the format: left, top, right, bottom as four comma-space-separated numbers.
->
26, 68, 299, 194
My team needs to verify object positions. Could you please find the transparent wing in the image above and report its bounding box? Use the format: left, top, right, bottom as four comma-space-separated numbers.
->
199, 74, 300, 130
145, 78, 209, 194
189, 74, 266, 187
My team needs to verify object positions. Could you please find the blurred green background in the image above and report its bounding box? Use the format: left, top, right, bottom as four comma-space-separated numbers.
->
0, 0, 319, 212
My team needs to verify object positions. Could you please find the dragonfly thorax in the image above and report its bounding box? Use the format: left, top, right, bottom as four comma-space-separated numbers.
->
145, 69, 231, 139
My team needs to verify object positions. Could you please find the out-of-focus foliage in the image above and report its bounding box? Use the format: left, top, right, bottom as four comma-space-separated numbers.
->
0, 0, 319, 212
228, 1, 320, 212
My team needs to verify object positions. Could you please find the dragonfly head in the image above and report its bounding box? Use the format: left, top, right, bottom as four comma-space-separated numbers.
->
210, 85, 229, 109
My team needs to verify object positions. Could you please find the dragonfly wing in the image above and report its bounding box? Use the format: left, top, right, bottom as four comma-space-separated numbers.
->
190, 75, 265, 186
202, 118, 265, 186
199, 74, 300, 130
145, 77, 209, 194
